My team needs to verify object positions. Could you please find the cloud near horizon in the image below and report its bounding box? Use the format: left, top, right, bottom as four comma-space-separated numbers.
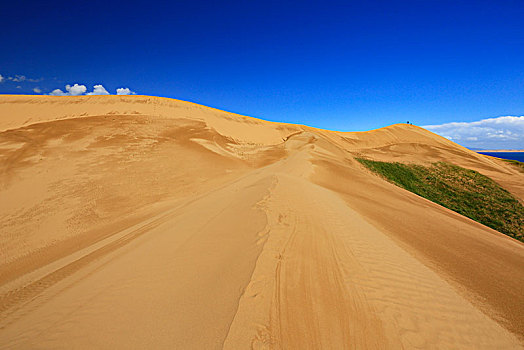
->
87, 84, 110, 95
116, 87, 133, 95
49, 84, 87, 96
49, 84, 135, 96
423, 116, 524, 150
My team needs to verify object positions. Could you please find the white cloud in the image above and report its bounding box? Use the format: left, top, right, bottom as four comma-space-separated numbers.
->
67, 83, 87, 95
49, 88, 66, 96
116, 87, 135, 95
0, 73, 41, 85
47, 83, 136, 97
49, 83, 87, 96
87, 84, 110, 95
424, 116, 524, 150
11, 75, 26, 82
8, 74, 42, 83
33, 87, 42, 93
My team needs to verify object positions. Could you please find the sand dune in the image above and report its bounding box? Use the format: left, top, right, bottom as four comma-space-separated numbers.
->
0, 95, 523, 349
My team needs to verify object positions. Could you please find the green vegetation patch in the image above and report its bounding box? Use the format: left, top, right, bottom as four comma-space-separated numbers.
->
357, 158, 524, 242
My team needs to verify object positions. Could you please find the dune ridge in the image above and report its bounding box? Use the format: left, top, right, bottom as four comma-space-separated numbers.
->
0, 95, 523, 349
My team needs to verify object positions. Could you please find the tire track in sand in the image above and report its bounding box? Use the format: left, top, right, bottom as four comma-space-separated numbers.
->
224, 174, 388, 349
224, 173, 521, 349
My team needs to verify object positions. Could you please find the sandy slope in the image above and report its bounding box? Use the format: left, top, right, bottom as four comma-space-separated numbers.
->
0, 95, 523, 349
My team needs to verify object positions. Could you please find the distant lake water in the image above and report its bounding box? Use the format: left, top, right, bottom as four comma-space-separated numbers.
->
478, 152, 524, 162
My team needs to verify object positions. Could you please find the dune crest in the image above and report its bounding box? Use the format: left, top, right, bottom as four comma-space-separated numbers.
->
0, 95, 523, 349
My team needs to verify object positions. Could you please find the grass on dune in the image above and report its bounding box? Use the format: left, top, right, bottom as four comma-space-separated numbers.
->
357, 158, 524, 242
501, 158, 524, 173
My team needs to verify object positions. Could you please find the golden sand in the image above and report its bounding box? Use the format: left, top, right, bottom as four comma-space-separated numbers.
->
0, 95, 523, 349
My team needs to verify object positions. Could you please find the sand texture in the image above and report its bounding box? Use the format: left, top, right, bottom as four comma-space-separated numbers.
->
0, 95, 523, 349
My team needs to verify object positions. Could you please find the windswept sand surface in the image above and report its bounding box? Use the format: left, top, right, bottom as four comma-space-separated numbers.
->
0, 95, 523, 349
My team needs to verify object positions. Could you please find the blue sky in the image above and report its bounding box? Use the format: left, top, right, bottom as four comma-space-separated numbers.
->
1, 0, 523, 148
